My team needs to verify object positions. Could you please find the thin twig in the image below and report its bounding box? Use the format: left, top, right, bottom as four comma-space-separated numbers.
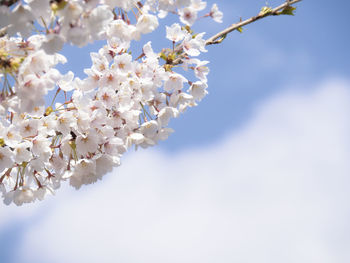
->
205, 0, 302, 45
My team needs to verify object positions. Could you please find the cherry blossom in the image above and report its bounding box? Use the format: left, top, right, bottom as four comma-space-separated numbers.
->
0, 0, 224, 205
209, 3, 223, 23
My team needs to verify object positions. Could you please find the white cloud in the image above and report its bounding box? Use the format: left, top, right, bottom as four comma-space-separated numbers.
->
10, 78, 350, 263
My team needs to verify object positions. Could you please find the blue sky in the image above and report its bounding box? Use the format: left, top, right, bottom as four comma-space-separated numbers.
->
165, 0, 350, 151
1, 0, 350, 262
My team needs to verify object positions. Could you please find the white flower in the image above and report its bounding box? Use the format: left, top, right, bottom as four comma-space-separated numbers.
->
41, 34, 65, 55
29, 157, 46, 172
39, 115, 57, 137
87, 5, 113, 40
2, 126, 22, 148
104, 0, 137, 12
66, 26, 89, 47
13, 188, 35, 206
81, 69, 100, 91
156, 127, 174, 141
182, 32, 207, 56
90, 52, 109, 74
107, 19, 139, 41
76, 130, 99, 157
107, 37, 130, 55
192, 59, 209, 81
179, 7, 197, 26
96, 155, 119, 177
140, 120, 159, 138
113, 53, 133, 73
136, 14, 159, 34
157, 107, 179, 127
191, 0, 206, 11
32, 135, 51, 160
99, 70, 120, 89
34, 186, 53, 201
19, 119, 39, 138
104, 137, 125, 156
0, 147, 14, 173
58, 0, 83, 21
143, 41, 159, 61
57, 71, 75, 92
7, 4, 34, 38
170, 91, 194, 112
29, 105, 45, 117
166, 23, 186, 42
210, 4, 223, 23
21, 50, 50, 74
188, 81, 208, 101
76, 110, 92, 132
26, 0, 52, 28
69, 159, 98, 189
57, 111, 76, 135
158, 0, 177, 12
50, 154, 67, 176
97, 87, 117, 109
0, 0, 220, 205
164, 72, 187, 92
14, 141, 32, 164
127, 133, 145, 148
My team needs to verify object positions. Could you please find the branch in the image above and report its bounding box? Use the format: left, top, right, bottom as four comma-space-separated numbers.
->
205, 0, 302, 46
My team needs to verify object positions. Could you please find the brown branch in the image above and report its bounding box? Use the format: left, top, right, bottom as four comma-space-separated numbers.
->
205, 0, 302, 46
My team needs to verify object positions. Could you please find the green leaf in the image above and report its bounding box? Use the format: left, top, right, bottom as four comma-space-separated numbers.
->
182, 25, 193, 34
280, 6, 296, 16
45, 106, 53, 116
259, 6, 273, 16
237, 27, 243, 33
215, 33, 227, 44
159, 52, 167, 61
168, 52, 176, 62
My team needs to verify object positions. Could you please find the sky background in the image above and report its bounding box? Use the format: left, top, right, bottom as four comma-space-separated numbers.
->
1, 0, 350, 262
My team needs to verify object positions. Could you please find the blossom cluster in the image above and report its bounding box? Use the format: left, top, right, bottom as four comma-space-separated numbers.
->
0, 0, 223, 205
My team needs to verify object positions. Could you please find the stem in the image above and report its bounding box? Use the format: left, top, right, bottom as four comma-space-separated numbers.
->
33, 172, 43, 188
171, 0, 301, 65
205, 0, 302, 45
140, 102, 153, 121
40, 16, 49, 34
14, 167, 20, 190
50, 88, 61, 107
131, 8, 139, 20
